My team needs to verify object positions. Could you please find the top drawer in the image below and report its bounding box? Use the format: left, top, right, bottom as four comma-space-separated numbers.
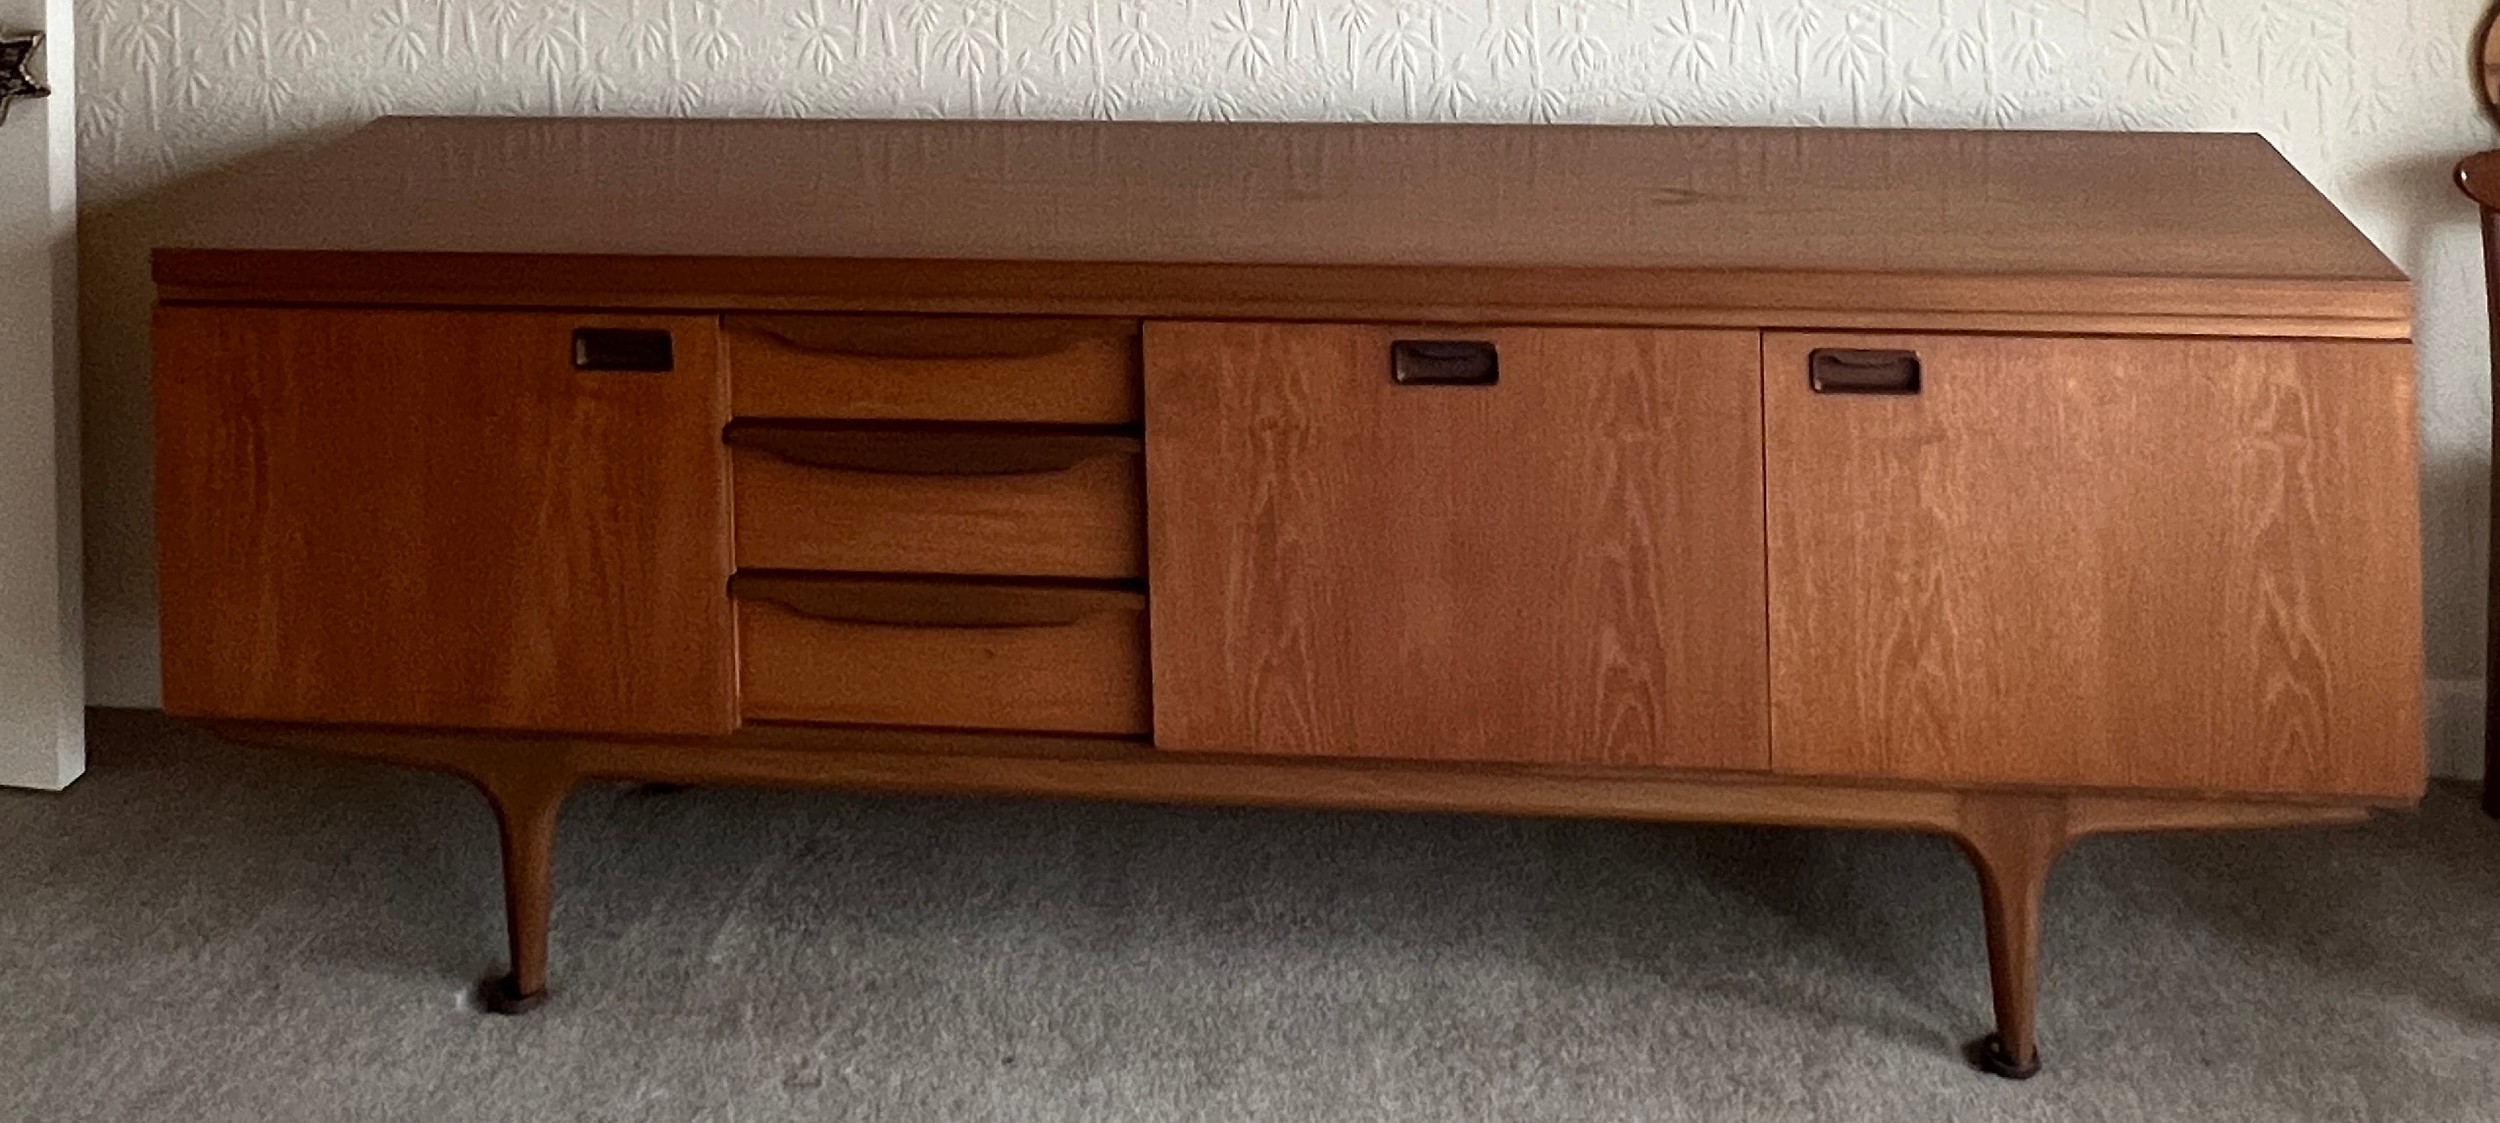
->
727, 314, 1141, 424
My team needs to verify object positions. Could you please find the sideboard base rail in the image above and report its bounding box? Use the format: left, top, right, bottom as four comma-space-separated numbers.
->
203, 719, 2376, 1081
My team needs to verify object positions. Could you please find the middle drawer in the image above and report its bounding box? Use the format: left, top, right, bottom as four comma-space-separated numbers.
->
729, 426, 1145, 580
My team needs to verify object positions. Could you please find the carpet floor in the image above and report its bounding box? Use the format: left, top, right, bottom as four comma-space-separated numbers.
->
4, 711, 2500, 1121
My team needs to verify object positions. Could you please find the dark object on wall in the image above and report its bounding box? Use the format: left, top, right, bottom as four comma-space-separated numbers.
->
0, 32, 47, 126
2457, 153, 2500, 817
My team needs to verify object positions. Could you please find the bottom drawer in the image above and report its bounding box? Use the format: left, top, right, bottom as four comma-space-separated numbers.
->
735, 575, 1149, 735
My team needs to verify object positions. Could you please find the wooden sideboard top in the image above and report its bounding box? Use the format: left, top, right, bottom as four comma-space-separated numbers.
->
155, 116, 2410, 337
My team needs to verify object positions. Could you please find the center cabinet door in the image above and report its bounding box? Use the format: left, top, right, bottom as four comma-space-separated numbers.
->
1143, 323, 1768, 769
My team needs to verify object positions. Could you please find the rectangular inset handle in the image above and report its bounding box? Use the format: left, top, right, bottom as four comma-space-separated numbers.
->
1809, 349, 1920, 395
1392, 340, 1499, 386
572, 328, 675, 372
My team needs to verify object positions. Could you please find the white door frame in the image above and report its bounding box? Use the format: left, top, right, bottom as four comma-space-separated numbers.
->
0, 0, 78, 791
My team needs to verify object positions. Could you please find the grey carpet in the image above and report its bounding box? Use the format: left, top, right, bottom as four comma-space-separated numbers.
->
5, 711, 2500, 1122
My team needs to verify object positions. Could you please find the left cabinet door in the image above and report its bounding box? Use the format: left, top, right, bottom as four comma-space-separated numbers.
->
155, 307, 738, 736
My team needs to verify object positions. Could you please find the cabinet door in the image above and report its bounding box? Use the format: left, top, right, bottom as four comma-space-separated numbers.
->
156, 307, 736, 735
1764, 332, 2422, 798
1145, 322, 1766, 769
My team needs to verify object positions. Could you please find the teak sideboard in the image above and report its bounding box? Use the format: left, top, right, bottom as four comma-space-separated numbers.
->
152, 117, 2424, 1079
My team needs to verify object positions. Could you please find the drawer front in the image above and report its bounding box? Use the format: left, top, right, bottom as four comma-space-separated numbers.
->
730, 429, 1144, 579
736, 576, 1149, 735
1143, 322, 1768, 769
1764, 332, 2424, 799
727, 314, 1140, 423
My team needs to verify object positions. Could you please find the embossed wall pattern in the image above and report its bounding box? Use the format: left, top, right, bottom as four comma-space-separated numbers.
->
71, 0, 2500, 772
72, 0, 2490, 177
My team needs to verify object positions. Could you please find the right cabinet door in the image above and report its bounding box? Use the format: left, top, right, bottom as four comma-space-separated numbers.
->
1764, 333, 2423, 799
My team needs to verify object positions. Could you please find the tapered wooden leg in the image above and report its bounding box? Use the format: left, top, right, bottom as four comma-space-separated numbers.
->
469, 763, 574, 1016
1952, 794, 2074, 1080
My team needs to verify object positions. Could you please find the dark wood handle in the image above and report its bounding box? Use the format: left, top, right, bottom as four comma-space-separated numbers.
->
726, 427, 1139, 477
571, 328, 674, 372
733, 575, 1143, 630
1391, 340, 1499, 386
1809, 349, 1922, 395
726, 315, 1133, 363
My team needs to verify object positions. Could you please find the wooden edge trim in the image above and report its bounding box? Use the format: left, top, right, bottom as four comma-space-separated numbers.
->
203, 720, 2392, 838
156, 288, 2416, 343
722, 312, 1139, 360
2062, 793, 2373, 836
730, 573, 1145, 630
725, 426, 1140, 477
164, 295, 2419, 344
151, 251, 2415, 341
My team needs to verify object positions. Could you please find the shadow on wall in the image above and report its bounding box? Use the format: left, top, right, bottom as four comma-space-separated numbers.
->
76, 126, 363, 708
2422, 447, 2491, 781
2424, 446, 2492, 677
2356, 150, 2491, 686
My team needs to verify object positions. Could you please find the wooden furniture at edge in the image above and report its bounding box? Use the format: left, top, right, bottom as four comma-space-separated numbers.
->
2456, 150, 2500, 818
155, 119, 2425, 1080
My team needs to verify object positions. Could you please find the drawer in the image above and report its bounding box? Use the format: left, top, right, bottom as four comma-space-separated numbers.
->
727, 314, 1140, 424
729, 428, 1144, 579
735, 575, 1149, 735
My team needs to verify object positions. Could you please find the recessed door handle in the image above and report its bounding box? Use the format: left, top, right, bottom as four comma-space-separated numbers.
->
1391, 340, 1498, 386
1809, 349, 1921, 395
572, 328, 674, 373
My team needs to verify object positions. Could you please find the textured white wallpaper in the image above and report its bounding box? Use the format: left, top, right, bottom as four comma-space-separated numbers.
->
70, 0, 2500, 770
70, 0, 2492, 177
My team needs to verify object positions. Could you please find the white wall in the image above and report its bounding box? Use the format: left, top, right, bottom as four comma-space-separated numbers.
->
75, 0, 2499, 775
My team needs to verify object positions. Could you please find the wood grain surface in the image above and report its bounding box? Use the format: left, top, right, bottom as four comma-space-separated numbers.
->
726, 314, 1141, 424
1764, 332, 2424, 799
1145, 322, 1766, 768
153, 118, 2410, 335
224, 718, 2392, 838
154, 307, 737, 735
730, 432, 1144, 580
736, 575, 1149, 735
